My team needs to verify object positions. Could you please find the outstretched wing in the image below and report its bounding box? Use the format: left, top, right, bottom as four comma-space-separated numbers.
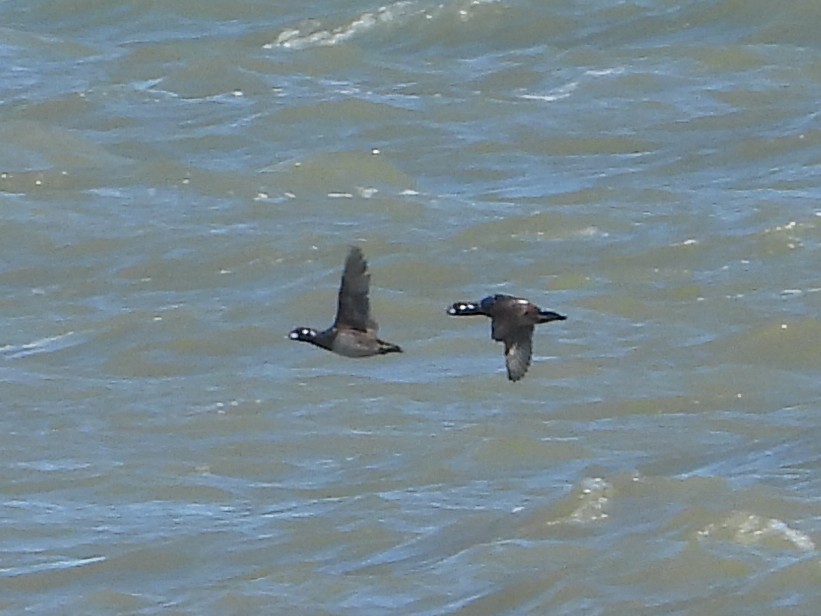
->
490, 316, 520, 343
503, 326, 534, 382
334, 246, 377, 332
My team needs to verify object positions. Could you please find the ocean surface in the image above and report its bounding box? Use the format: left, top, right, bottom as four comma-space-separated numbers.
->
2, 0, 820, 613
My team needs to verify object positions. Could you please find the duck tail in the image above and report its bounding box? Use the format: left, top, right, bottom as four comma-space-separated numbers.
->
537, 310, 567, 324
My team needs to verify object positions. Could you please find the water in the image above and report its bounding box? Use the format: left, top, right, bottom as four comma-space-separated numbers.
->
1, 0, 820, 613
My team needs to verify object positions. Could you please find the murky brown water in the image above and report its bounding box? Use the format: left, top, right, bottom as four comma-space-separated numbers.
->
2, 1, 820, 613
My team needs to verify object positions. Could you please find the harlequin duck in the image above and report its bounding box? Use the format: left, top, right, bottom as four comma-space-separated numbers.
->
289, 246, 402, 357
447, 294, 565, 381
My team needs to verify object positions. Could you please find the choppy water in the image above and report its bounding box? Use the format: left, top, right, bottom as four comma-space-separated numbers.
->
2, 0, 820, 613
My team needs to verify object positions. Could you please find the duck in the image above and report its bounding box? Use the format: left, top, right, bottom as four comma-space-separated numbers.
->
289, 246, 402, 357
447, 294, 565, 381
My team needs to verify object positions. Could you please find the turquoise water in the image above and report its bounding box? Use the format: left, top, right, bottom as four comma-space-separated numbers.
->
1, 1, 820, 613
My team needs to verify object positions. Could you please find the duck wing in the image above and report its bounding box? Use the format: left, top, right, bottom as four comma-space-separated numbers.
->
502, 326, 534, 382
334, 246, 377, 332
490, 315, 519, 343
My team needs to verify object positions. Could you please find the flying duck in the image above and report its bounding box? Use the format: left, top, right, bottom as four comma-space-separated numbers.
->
447, 294, 565, 381
289, 247, 402, 357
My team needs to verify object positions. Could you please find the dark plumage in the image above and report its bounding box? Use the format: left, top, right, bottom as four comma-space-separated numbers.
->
447, 294, 565, 381
289, 247, 402, 357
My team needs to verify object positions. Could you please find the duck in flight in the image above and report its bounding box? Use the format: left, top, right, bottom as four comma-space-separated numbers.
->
447, 294, 565, 381
289, 247, 402, 357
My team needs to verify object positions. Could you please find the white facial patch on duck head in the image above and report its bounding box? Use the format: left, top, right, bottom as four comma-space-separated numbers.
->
290, 328, 315, 339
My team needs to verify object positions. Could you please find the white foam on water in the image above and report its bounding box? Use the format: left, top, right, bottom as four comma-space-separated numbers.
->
266, 0, 501, 50
699, 511, 815, 552
266, 1, 422, 50
1, 331, 78, 359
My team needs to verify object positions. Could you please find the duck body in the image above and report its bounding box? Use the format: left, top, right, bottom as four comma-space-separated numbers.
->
289, 247, 402, 358
447, 294, 565, 381
289, 326, 402, 357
